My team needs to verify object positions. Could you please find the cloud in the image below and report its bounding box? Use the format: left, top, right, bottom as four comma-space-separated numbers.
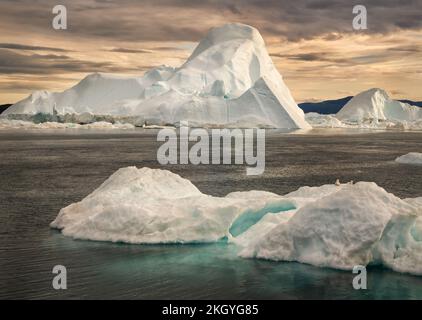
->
108, 48, 154, 53
1, 0, 422, 43
152, 46, 186, 51
0, 49, 139, 75
0, 0, 421, 103
0, 43, 69, 52
387, 45, 421, 53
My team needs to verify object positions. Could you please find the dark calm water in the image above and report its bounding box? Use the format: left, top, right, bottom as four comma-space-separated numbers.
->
0, 128, 421, 299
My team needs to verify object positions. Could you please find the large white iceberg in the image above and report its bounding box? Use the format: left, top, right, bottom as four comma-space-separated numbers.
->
51, 167, 296, 243
3, 24, 310, 129
51, 166, 422, 275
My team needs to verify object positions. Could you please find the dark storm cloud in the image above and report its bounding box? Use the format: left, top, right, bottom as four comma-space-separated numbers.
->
0, 0, 421, 43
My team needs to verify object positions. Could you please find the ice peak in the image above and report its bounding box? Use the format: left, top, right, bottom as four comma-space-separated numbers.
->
188, 23, 265, 60
337, 87, 421, 122
361, 87, 390, 98
204, 23, 263, 44
81, 72, 121, 81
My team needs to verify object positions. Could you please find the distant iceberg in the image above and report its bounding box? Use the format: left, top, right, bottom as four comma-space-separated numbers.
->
3, 23, 310, 129
304, 88, 422, 131
51, 166, 422, 276
395, 153, 422, 165
337, 88, 422, 123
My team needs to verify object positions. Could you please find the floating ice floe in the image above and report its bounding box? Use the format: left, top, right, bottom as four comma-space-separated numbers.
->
51, 167, 422, 275
395, 153, 422, 165
3, 23, 309, 129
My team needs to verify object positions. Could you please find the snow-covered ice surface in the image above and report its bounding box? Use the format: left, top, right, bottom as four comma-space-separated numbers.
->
395, 153, 422, 165
3, 24, 309, 129
51, 167, 296, 244
51, 166, 422, 276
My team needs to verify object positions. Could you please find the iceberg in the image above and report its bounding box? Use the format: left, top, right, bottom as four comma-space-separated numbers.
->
238, 182, 422, 275
395, 153, 422, 165
51, 166, 422, 275
336, 88, 422, 123
304, 89, 422, 131
304, 90, 422, 131
51, 167, 296, 243
3, 23, 310, 129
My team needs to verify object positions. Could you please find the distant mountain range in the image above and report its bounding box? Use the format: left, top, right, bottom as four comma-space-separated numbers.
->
399, 100, 422, 107
299, 97, 422, 114
0, 104, 12, 114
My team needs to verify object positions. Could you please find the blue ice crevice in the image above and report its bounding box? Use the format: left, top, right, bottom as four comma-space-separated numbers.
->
229, 201, 296, 237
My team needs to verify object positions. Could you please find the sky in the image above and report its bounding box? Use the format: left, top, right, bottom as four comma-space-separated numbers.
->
0, 0, 421, 104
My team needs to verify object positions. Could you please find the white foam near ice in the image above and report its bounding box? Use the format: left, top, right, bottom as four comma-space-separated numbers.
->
3, 23, 310, 129
51, 166, 422, 276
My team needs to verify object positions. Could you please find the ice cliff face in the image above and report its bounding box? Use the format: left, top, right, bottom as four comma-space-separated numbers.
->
51, 166, 422, 276
3, 23, 310, 129
337, 88, 422, 122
